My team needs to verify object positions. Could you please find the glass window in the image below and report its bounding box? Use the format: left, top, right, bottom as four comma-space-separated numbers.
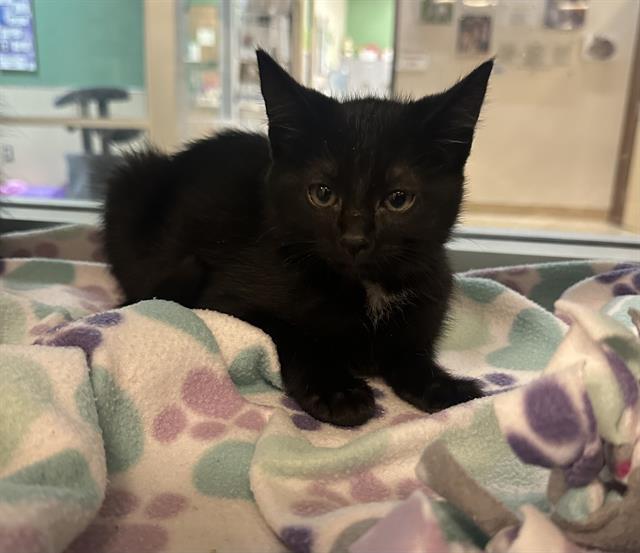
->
1, 0, 638, 252
1, 0, 147, 210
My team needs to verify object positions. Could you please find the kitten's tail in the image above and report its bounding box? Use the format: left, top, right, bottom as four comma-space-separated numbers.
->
102, 148, 178, 303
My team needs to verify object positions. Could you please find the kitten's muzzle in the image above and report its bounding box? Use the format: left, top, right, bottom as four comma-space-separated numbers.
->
340, 234, 371, 258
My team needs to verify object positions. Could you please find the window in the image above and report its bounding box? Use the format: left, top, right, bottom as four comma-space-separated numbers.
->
1, 0, 638, 265
1, 0, 146, 224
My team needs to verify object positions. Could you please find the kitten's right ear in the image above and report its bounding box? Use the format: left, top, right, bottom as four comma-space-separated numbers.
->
411, 59, 493, 170
257, 49, 327, 158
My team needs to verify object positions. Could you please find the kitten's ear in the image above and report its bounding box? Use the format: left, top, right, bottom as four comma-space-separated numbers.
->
412, 59, 493, 170
257, 49, 327, 159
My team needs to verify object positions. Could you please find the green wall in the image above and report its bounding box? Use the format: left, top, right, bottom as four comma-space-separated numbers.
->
346, 0, 395, 50
0, 0, 144, 88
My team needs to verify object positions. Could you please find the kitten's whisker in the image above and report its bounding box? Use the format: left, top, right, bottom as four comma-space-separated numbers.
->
432, 138, 467, 145
255, 225, 279, 243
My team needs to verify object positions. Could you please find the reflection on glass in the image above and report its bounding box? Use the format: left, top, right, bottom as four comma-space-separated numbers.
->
180, 0, 397, 141
1, 0, 636, 238
181, 0, 296, 138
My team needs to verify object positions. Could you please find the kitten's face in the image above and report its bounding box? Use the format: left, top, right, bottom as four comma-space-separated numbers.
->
257, 50, 492, 281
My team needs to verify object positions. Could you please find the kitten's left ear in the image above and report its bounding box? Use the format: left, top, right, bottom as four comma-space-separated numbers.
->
412, 59, 494, 169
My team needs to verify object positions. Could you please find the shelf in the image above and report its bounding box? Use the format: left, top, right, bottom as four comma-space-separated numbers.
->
0, 197, 102, 225
0, 116, 149, 130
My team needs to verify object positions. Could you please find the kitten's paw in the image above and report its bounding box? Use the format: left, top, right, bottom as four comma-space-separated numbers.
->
422, 376, 483, 412
394, 372, 483, 413
297, 377, 376, 427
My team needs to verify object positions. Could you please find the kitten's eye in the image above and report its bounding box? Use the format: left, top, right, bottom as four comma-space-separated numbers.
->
384, 190, 415, 212
308, 184, 337, 208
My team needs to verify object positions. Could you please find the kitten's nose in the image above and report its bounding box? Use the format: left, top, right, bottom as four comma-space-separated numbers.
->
340, 234, 370, 258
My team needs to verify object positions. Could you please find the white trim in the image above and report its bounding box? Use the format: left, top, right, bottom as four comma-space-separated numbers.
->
448, 232, 639, 272
449, 236, 638, 262
456, 226, 640, 247
0, 198, 101, 225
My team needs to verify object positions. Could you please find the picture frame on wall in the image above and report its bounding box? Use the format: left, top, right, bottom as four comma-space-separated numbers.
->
421, 0, 454, 25
457, 14, 492, 55
544, 0, 588, 31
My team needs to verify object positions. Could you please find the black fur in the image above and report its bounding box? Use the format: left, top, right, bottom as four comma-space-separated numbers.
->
103, 50, 493, 426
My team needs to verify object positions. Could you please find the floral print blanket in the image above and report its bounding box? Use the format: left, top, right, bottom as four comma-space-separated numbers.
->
0, 224, 638, 553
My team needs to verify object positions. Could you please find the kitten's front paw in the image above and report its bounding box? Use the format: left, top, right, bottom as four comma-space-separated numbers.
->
296, 377, 376, 427
393, 370, 483, 413
421, 375, 483, 412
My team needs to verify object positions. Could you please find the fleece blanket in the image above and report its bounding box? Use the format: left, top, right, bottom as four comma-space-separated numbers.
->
0, 224, 638, 553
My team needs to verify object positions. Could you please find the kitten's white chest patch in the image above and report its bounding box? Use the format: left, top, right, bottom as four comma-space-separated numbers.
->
364, 281, 413, 325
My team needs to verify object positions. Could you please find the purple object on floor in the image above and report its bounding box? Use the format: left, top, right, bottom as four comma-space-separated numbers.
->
0, 180, 67, 199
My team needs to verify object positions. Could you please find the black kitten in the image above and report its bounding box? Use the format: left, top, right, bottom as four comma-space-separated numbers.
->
103, 50, 493, 427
